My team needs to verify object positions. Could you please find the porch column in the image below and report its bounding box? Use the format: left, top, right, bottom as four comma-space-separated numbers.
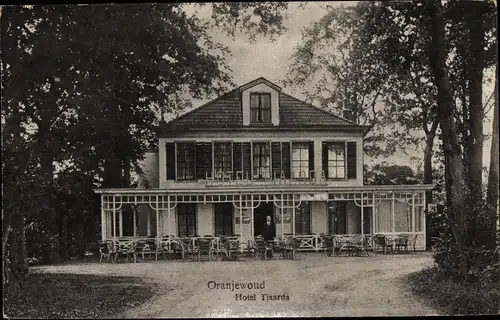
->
391, 192, 395, 234
251, 205, 254, 238
239, 195, 243, 237
113, 197, 117, 241
133, 206, 137, 237
101, 196, 106, 241
119, 209, 123, 237
281, 193, 284, 239
147, 210, 151, 236
372, 193, 376, 234
411, 192, 416, 233
167, 196, 171, 238
156, 196, 160, 240
292, 194, 296, 237
360, 192, 364, 235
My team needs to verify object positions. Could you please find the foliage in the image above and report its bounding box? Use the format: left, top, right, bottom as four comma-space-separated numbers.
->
429, 191, 498, 284
407, 267, 499, 315
1, 3, 288, 269
3, 273, 158, 318
364, 162, 422, 185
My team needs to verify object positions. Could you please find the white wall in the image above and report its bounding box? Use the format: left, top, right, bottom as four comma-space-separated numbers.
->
198, 204, 213, 236
159, 133, 364, 188
138, 152, 159, 188
311, 202, 327, 234
241, 83, 280, 126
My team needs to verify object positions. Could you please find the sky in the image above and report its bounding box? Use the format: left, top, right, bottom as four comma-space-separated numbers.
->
181, 1, 496, 171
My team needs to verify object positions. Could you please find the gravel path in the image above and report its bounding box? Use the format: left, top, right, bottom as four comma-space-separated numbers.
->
32, 252, 439, 317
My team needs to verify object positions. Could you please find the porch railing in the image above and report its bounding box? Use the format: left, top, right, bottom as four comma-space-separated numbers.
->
206, 170, 327, 187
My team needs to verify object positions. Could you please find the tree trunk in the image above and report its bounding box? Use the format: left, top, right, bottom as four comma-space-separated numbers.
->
62, 214, 69, 261
486, 72, 499, 249
40, 150, 60, 264
427, 0, 468, 277
465, 5, 486, 209
424, 132, 435, 250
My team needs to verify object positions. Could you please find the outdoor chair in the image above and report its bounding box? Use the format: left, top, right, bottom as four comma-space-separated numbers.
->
322, 235, 335, 257
132, 239, 149, 263
291, 237, 302, 260
254, 237, 271, 260
195, 238, 214, 261
281, 237, 294, 259
116, 239, 135, 262
395, 234, 410, 253
373, 234, 392, 254
349, 235, 369, 256
98, 240, 116, 263
220, 238, 240, 261
180, 237, 195, 260
145, 239, 161, 260
409, 234, 419, 253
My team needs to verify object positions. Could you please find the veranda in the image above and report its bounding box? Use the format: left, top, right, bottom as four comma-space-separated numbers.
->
95, 185, 433, 252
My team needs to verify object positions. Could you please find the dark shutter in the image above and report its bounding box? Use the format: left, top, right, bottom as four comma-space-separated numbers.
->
271, 142, 281, 179
196, 142, 205, 179
233, 142, 242, 180
347, 142, 357, 179
322, 142, 328, 179
242, 142, 252, 180
308, 141, 315, 179
204, 142, 213, 178
281, 142, 291, 179
166, 142, 175, 180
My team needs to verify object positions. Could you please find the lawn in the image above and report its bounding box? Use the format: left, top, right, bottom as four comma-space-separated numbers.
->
3, 272, 158, 319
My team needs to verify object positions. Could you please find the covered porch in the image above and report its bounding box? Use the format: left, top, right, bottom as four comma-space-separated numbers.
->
94, 185, 433, 252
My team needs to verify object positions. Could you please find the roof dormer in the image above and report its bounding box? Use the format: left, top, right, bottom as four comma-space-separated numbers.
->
240, 77, 281, 126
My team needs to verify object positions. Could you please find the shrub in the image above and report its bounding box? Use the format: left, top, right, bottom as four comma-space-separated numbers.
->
408, 267, 499, 315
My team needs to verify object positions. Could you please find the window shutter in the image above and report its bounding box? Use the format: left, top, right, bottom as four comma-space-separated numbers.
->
202, 142, 212, 178
322, 142, 328, 178
195, 142, 205, 179
166, 142, 175, 180
347, 142, 357, 179
281, 142, 291, 179
233, 142, 242, 179
308, 141, 315, 179
271, 142, 281, 179
242, 142, 252, 179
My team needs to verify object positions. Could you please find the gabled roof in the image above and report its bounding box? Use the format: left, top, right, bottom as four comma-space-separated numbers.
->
158, 77, 369, 133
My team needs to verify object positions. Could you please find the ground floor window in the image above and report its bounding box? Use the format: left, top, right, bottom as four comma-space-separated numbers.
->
295, 202, 311, 235
328, 201, 347, 234
178, 204, 197, 237
214, 203, 233, 236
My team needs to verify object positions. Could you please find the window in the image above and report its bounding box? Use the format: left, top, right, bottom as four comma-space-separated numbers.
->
250, 93, 271, 123
327, 143, 346, 179
214, 142, 232, 175
328, 202, 346, 234
176, 143, 195, 180
292, 142, 309, 178
214, 203, 233, 236
177, 204, 197, 237
253, 142, 270, 179
295, 202, 311, 235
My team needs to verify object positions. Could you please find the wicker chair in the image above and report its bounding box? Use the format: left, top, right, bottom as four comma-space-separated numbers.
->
196, 238, 214, 261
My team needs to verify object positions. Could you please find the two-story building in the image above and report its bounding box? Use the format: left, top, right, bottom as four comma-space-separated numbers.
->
95, 77, 433, 251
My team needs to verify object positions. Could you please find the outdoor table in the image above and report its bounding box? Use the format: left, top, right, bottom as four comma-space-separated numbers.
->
385, 235, 402, 252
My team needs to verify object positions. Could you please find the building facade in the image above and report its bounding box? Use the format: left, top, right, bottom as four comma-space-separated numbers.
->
95, 78, 433, 250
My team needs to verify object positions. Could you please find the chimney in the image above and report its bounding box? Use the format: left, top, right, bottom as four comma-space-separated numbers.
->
342, 107, 357, 123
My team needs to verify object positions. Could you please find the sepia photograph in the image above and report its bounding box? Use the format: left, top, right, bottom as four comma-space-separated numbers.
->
1, 1, 499, 318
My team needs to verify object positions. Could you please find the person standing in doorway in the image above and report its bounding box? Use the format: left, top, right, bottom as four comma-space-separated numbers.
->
262, 215, 276, 259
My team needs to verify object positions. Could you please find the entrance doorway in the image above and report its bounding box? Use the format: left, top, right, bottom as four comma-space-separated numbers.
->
254, 202, 275, 237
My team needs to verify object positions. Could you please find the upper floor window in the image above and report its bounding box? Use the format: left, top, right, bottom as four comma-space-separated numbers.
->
327, 142, 345, 179
214, 142, 232, 175
176, 143, 195, 180
250, 93, 271, 123
292, 142, 310, 178
253, 142, 270, 179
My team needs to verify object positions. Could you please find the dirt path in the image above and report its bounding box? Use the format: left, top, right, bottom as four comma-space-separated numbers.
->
32, 253, 439, 317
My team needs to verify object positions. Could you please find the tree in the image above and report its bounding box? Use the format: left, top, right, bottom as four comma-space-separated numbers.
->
364, 162, 422, 185
1, 3, 289, 277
